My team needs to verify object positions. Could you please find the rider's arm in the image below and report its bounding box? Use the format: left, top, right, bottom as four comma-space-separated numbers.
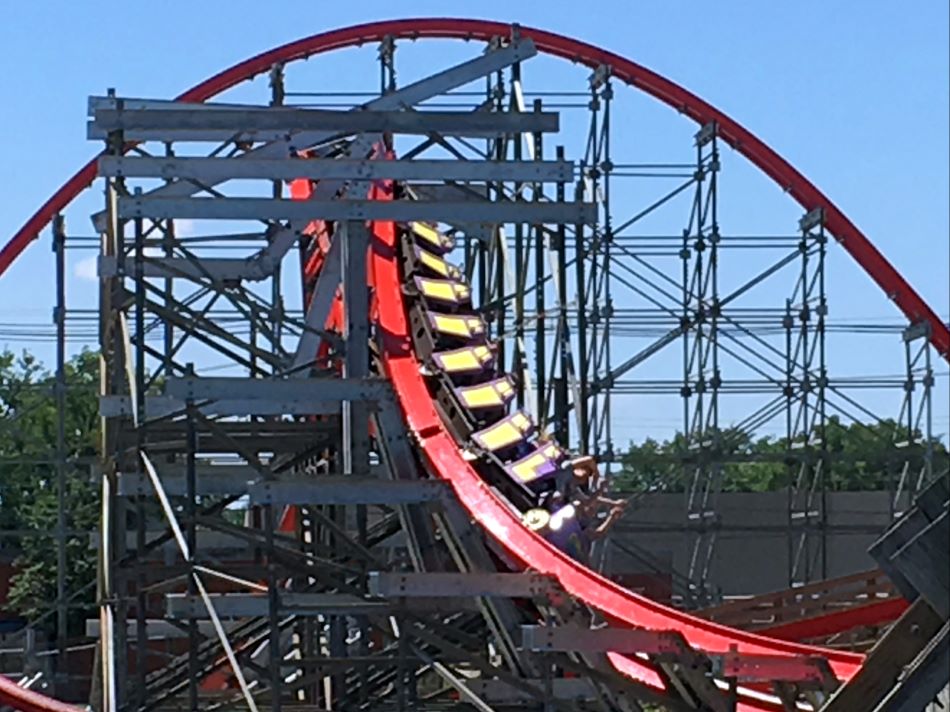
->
588, 504, 626, 539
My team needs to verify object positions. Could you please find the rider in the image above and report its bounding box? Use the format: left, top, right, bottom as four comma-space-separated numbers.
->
568, 454, 629, 523
529, 454, 629, 563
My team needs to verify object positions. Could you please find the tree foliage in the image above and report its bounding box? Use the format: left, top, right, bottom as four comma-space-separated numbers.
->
614, 417, 948, 494
0, 349, 99, 633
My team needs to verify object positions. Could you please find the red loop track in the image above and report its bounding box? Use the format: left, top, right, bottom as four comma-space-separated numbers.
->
2, 18, 946, 359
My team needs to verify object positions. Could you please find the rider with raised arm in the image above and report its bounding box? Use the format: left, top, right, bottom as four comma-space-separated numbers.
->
527, 453, 629, 563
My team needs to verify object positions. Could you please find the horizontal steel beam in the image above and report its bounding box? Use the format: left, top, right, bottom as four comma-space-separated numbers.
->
91, 107, 559, 134
90, 530, 247, 552
165, 375, 392, 404
116, 465, 388, 496
521, 625, 833, 685
465, 679, 597, 703
88, 95, 266, 115
411, 183, 490, 201
100, 394, 340, 418
167, 592, 478, 618
712, 652, 835, 685
410, 184, 494, 242
367, 572, 556, 598
520, 625, 687, 655
98, 255, 265, 282
98, 155, 574, 182
247, 477, 449, 506
117, 468, 260, 497
89, 125, 530, 142
118, 422, 337, 457
89, 127, 307, 142
118, 196, 597, 224
85, 618, 239, 640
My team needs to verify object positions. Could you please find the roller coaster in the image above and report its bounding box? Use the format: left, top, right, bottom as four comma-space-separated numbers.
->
1, 18, 947, 712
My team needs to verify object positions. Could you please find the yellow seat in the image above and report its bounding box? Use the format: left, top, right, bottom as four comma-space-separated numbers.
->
507, 442, 564, 482
414, 246, 463, 281
428, 313, 486, 340
456, 376, 515, 409
414, 276, 471, 306
472, 410, 534, 452
431, 345, 494, 374
410, 221, 454, 253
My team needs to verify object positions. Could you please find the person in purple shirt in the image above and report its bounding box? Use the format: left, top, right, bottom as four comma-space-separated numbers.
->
567, 455, 629, 522
528, 472, 629, 564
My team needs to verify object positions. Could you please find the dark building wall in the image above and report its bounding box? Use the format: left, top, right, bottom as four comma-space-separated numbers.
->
604, 490, 894, 598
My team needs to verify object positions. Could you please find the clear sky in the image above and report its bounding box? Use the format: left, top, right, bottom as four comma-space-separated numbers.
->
0, 1, 947, 443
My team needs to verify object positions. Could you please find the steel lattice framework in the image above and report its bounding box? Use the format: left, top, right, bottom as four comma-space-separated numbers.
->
0, 18, 946, 712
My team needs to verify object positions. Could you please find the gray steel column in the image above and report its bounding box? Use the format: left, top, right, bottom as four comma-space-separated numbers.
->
379, 34, 396, 94
53, 214, 68, 692
601, 74, 615, 469
492, 66, 508, 376
269, 62, 285, 362
683, 124, 722, 607
817, 218, 828, 582
786, 209, 829, 587
133, 191, 149, 707
512, 61, 526, 408
894, 323, 937, 513
161, 141, 175, 380
921, 336, 935, 492
348, 217, 372, 705
268, 66, 287, 711
96, 117, 124, 712
554, 145, 570, 447
184, 365, 199, 711
582, 68, 615, 470
533, 99, 547, 425
574, 174, 590, 451
584, 71, 601, 460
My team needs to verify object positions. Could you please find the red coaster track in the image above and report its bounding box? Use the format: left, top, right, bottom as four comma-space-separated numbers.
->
1, 18, 944, 712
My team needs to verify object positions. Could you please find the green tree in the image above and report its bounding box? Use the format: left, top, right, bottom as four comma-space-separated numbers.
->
615, 417, 948, 493
0, 349, 100, 634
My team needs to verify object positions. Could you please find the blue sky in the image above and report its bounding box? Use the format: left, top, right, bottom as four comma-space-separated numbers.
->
0, 1, 946, 443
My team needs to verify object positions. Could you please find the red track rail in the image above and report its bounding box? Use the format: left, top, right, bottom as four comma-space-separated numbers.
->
370, 203, 863, 712
0, 678, 79, 712
0, 18, 929, 710
757, 597, 908, 644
